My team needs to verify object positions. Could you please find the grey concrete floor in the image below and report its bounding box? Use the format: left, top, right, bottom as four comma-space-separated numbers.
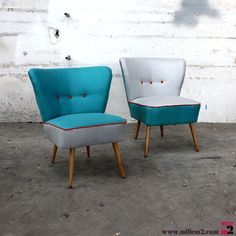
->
0, 123, 236, 236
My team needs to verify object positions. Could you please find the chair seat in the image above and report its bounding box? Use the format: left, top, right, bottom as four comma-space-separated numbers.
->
43, 113, 127, 148
129, 96, 201, 126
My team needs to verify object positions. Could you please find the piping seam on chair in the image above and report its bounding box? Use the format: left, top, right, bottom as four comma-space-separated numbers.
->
128, 101, 201, 108
43, 120, 127, 131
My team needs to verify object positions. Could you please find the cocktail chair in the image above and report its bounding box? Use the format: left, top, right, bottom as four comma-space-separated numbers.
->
120, 58, 201, 157
28, 66, 126, 188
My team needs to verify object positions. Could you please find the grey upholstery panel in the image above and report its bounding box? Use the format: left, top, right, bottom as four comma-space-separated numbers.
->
120, 58, 186, 101
43, 123, 126, 149
131, 96, 200, 107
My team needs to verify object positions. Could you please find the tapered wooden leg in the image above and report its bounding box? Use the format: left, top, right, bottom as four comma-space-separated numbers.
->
86, 146, 90, 158
160, 125, 164, 137
134, 121, 141, 139
144, 126, 151, 158
189, 123, 200, 152
112, 143, 126, 178
51, 145, 57, 164
68, 148, 75, 188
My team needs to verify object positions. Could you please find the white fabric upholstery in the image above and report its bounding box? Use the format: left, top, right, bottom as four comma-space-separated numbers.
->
120, 58, 186, 101
43, 123, 126, 149
130, 96, 200, 108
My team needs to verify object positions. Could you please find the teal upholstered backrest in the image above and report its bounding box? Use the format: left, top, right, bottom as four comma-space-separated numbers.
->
28, 66, 112, 122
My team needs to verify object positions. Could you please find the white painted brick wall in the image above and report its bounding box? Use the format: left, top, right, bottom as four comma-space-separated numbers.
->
0, 0, 236, 122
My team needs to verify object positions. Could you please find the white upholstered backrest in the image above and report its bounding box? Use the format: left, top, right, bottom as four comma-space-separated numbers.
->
120, 58, 186, 101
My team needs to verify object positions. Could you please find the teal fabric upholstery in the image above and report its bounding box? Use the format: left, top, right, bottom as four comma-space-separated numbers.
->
129, 103, 200, 126
45, 113, 127, 130
28, 66, 112, 122
28, 66, 127, 149
28, 66, 126, 186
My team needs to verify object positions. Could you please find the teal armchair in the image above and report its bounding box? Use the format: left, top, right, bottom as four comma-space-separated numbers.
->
28, 66, 126, 188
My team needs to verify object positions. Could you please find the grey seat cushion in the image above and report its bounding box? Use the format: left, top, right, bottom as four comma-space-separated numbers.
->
43, 113, 127, 148
128, 96, 201, 126
130, 96, 200, 108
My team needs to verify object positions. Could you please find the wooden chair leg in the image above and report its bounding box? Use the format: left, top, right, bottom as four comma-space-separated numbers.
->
160, 125, 164, 137
144, 126, 151, 158
112, 143, 126, 178
86, 146, 90, 158
134, 121, 141, 139
51, 145, 57, 164
189, 123, 200, 152
68, 148, 75, 188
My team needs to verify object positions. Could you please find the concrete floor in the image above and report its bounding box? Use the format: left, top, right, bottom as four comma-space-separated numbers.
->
0, 123, 236, 236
